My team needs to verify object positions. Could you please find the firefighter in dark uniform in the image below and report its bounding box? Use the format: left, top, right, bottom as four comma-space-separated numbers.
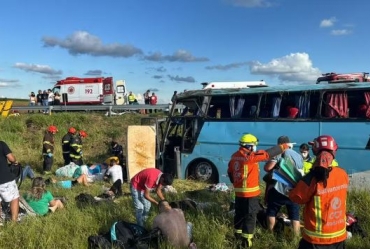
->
70, 130, 87, 166
111, 139, 127, 181
61, 127, 76, 166
43, 125, 58, 174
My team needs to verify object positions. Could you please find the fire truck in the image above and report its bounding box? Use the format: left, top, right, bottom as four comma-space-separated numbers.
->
51, 77, 127, 105
316, 72, 370, 84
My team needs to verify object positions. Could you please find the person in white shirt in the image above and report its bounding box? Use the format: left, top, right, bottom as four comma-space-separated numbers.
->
104, 158, 123, 196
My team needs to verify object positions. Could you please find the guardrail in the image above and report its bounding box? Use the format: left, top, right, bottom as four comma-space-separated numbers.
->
10, 104, 185, 116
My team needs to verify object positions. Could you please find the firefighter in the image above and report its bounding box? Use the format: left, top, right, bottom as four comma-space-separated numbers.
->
70, 130, 87, 166
110, 139, 127, 181
227, 133, 291, 248
42, 125, 58, 174
61, 127, 76, 166
289, 135, 349, 249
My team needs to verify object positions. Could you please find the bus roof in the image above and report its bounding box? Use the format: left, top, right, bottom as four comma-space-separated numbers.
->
177, 82, 370, 99
202, 80, 267, 89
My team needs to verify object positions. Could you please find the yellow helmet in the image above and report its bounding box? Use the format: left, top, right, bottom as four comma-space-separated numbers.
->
239, 133, 258, 146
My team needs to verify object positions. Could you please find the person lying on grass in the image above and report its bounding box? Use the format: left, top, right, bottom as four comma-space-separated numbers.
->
23, 177, 64, 216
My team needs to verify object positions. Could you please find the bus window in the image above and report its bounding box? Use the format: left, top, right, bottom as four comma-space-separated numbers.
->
240, 94, 259, 118
208, 95, 231, 118
280, 91, 319, 119
347, 90, 370, 118
321, 91, 348, 118
259, 93, 281, 118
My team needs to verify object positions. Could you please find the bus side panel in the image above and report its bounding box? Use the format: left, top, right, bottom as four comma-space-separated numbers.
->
181, 120, 370, 183
320, 121, 370, 174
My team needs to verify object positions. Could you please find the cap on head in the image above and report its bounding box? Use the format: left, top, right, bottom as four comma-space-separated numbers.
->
308, 135, 338, 156
68, 127, 76, 134
239, 133, 258, 146
48, 125, 58, 133
277, 136, 290, 144
79, 130, 87, 138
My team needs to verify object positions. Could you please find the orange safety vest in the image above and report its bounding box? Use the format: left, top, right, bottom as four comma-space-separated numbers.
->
289, 166, 349, 244
228, 147, 270, 198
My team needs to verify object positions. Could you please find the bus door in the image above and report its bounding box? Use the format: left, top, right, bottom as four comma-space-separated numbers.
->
115, 80, 126, 105
140, 117, 167, 168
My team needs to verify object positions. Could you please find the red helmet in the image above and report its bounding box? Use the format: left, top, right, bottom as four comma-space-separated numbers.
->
79, 130, 87, 138
309, 135, 338, 156
47, 125, 58, 133
68, 127, 76, 134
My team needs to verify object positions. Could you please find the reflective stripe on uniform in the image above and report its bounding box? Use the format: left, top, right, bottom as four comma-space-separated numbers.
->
235, 229, 242, 234
43, 141, 54, 146
303, 227, 347, 239
234, 186, 260, 193
314, 196, 322, 234
241, 233, 253, 239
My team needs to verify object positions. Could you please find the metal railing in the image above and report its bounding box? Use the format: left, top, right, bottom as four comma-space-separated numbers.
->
10, 104, 185, 116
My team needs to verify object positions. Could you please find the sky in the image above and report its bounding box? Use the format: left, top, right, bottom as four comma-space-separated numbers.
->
0, 0, 368, 103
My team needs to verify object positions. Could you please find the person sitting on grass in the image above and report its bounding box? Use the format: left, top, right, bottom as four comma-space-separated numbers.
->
103, 158, 123, 197
23, 177, 64, 216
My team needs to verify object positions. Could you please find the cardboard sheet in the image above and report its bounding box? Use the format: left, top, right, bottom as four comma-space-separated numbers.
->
126, 125, 156, 180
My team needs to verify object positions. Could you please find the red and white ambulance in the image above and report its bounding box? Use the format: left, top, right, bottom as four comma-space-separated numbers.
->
52, 77, 126, 105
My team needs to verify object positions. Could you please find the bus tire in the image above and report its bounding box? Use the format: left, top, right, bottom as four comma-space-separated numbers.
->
190, 160, 218, 183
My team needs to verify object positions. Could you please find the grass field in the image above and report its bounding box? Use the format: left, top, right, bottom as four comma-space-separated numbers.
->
0, 112, 369, 249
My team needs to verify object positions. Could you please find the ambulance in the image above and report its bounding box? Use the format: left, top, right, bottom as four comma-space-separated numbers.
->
51, 77, 127, 105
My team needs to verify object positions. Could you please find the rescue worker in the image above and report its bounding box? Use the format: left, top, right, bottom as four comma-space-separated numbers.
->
42, 125, 58, 174
227, 133, 292, 248
110, 139, 127, 181
128, 91, 136, 105
289, 135, 349, 249
70, 130, 87, 166
61, 127, 76, 166
300, 143, 339, 175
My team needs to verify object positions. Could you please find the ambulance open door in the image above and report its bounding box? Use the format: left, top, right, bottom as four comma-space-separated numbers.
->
115, 80, 126, 105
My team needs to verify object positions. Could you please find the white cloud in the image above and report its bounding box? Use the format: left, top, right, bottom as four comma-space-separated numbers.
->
225, 0, 273, 8
331, 29, 352, 36
14, 63, 62, 75
249, 52, 321, 83
320, 17, 337, 28
144, 50, 209, 62
42, 31, 143, 58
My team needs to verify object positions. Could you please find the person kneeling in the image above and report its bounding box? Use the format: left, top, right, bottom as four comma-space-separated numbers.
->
23, 177, 64, 216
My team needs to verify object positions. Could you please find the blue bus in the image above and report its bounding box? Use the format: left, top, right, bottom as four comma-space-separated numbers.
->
157, 80, 370, 183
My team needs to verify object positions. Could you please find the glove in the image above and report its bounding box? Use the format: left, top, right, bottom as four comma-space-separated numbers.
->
287, 143, 296, 149
80, 151, 83, 156
47, 153, 53, 157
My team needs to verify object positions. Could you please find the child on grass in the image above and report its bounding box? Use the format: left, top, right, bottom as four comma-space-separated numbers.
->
23, 177, 64, 216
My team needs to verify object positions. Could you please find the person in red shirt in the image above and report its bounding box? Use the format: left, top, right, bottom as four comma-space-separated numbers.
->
150, 93, 158, 105
130, 168, 173, 226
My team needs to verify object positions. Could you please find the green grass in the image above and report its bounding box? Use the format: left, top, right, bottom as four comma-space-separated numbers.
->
0, 113, 369, 249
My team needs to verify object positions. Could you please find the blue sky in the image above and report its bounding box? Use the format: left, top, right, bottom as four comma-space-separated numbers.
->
0, 0, 368, 103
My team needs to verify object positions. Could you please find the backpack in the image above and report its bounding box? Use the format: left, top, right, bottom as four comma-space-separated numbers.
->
9, 163, 23, 188
88, 220, 161, 249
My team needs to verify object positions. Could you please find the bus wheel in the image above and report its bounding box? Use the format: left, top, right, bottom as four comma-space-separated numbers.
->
192, 161, 218, 183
